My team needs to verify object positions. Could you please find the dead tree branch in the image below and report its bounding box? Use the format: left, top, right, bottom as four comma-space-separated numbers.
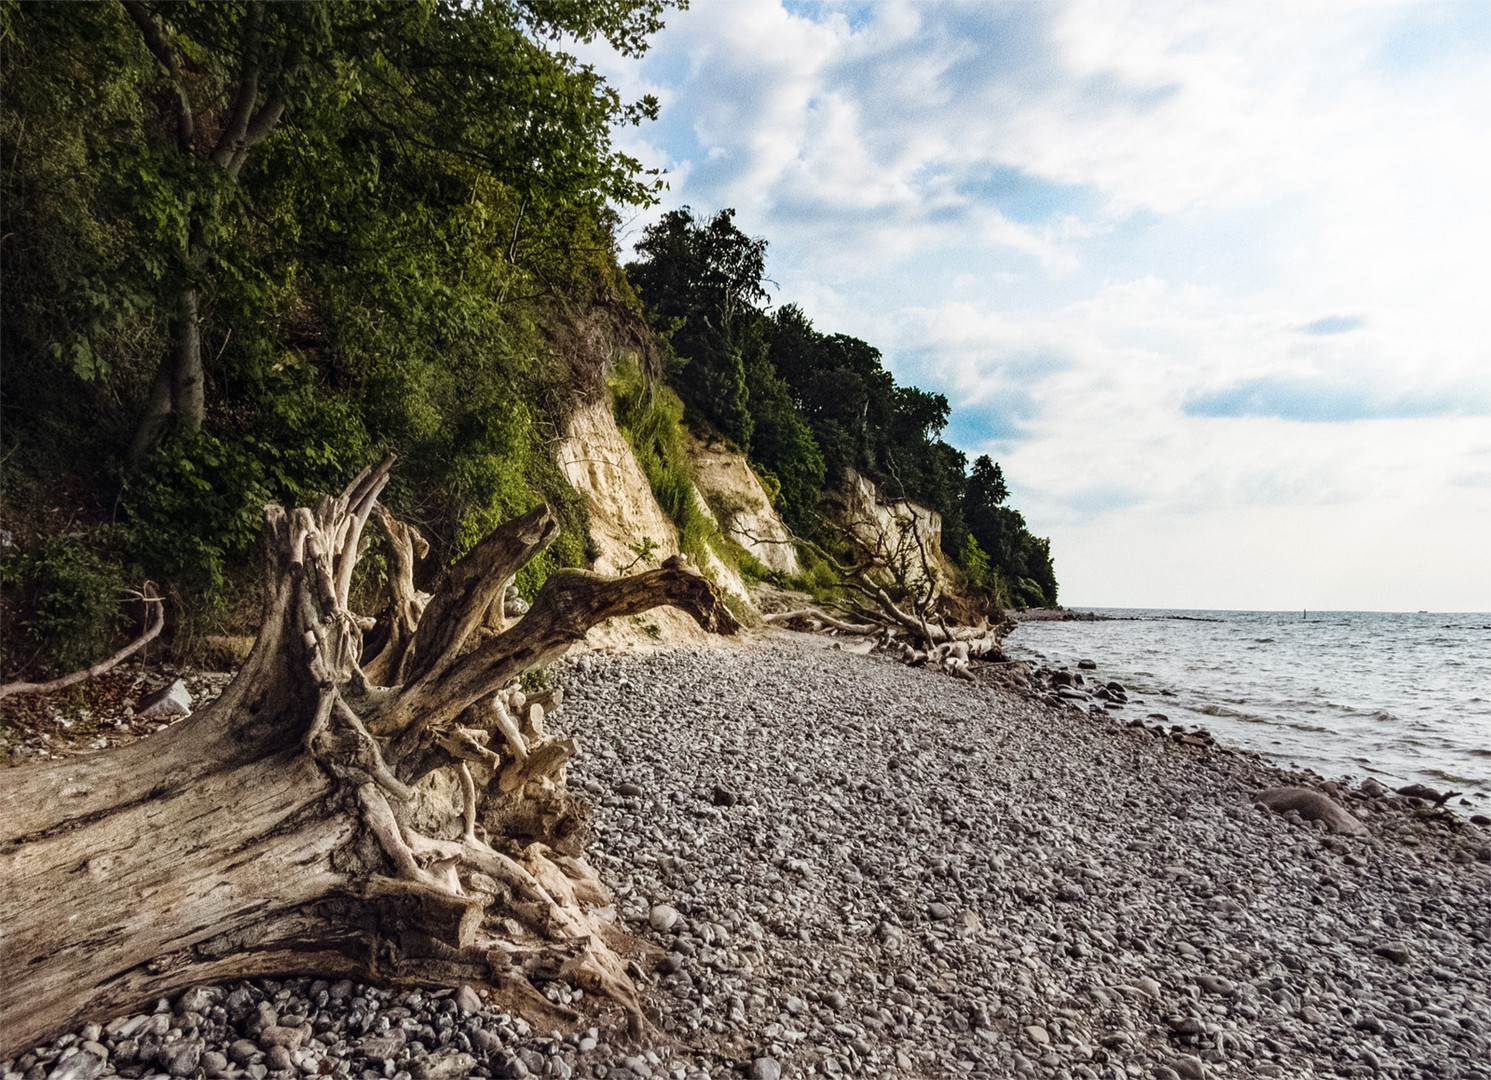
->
0, 584, 165, 701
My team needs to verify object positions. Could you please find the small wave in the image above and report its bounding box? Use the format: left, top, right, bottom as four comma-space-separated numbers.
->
1469, 749, 1491, 758
1192, 703, 1283, 727
1285, 721, 1335, 734
1254, 637, 1275, 643
1426, 768, 1483, 787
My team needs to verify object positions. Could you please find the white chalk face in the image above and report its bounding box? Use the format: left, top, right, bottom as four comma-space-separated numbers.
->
575, 0, 1491, 611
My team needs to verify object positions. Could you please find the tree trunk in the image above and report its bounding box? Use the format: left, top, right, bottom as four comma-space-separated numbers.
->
127, 286, 204, 464
122, 0, 291, 463
0, 462, 740, 1057
171, 286, 205, 432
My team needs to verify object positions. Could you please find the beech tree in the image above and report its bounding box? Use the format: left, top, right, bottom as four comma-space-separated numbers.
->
0, 462, 738, 1057
2, 0, 676, 652
108, 0, 669, 463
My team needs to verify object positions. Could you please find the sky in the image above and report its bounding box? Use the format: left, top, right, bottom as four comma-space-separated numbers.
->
576, 0, 1491, 611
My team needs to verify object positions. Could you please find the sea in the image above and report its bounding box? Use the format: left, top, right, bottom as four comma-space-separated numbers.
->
1005, 609, 1491, 803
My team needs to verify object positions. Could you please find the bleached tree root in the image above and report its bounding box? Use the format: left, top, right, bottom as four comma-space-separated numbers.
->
760, 502, 1004, 665
764, 600, 1003, 681
360, 502, 430, 686
0, 462, 739, 1056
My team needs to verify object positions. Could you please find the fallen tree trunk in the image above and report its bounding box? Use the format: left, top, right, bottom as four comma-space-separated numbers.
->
0, 462, 739, 1057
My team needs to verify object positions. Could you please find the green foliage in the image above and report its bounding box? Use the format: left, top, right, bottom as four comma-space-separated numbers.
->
741, 345, 825, 529
609, 357, 715, 561
784, 545, 846, 604
2, 531, 132, 676
627, 208, 767, 447
520, 665, 552, 696
961, 454, 1056, 607
958, 534, 991, 590
122, 429, 274, 600
623, 536, 661, 573
2, 0, 664, 634
627, 209, 1059, 607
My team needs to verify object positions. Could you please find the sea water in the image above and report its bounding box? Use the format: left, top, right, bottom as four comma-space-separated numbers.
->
1006, 609, 1491, 802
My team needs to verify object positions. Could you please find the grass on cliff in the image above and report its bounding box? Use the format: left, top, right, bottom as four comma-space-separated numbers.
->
609, 357, 718, 564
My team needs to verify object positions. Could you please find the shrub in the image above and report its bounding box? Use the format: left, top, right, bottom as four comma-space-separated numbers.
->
2, 529, 132, 676
610, 357, 716, 562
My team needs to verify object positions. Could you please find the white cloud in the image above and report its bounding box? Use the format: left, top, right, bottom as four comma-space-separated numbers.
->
576, 0, 1491, 610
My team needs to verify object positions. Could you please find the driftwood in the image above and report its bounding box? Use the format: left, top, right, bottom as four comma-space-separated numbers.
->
359, 503, 430, 686
1396, 783, 1462, 807
754, 491, 1005, 681
0, 461, 739, 1056
760, 504, 1004, 680
0, 584, 165, 701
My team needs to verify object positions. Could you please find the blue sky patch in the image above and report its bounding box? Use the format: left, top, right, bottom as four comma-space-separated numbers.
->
1373, 1, 1491, 79
1302, 314, 1365, 335
958, 166, 1097, 225
781, 0, 878, 32
1184, 377, 1487, 422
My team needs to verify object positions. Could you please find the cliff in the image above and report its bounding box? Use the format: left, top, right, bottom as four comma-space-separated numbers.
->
557, 398, 770, 646
685, 433, 801, 577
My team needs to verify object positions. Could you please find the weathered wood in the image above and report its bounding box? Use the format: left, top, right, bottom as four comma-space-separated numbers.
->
360, 502, 430, 686
0, 584, 164, 700
0, 465, 740, 1056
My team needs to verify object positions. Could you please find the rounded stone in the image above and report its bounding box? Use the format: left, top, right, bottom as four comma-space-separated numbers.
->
750, 1059, 782, 1080
649, 904, 682, 933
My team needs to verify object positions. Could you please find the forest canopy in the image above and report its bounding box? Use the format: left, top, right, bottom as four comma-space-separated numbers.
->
0, 0, 674, 670
625, 207, 1059, 610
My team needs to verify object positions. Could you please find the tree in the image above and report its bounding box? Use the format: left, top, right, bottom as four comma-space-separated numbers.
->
627, 207, 769, 446
0, 0, 672, 465
962, 456, 1057, 608
740, 346, 825, 530
966, 455, 1009, 510
117, 0, 311, 461
0, 463, 739, 1056
2, 0, 676, 635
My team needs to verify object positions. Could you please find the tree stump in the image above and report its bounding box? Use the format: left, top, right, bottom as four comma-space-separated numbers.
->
0, 461, 739, 1056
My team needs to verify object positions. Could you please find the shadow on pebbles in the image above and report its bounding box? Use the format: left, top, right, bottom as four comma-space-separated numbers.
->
8, 632, 1490, 1080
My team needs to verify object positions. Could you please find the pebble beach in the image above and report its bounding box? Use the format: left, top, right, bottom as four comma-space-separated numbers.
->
6, 630, 1490, 1080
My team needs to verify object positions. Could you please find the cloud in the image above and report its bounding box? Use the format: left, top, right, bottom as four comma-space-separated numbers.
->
575, 0, 1491, 608
1054, 485, 1146, 519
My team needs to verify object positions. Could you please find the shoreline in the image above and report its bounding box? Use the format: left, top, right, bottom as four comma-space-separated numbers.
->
1002, 610, 1491, 803
561, 632, 1490, 1079
5, 631, 1490, 1080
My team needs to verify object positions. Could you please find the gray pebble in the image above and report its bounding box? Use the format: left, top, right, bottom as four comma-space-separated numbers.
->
749, 1059, 781, 1080
1167, 1056, 1206, 1080
649, 905, 682, 933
